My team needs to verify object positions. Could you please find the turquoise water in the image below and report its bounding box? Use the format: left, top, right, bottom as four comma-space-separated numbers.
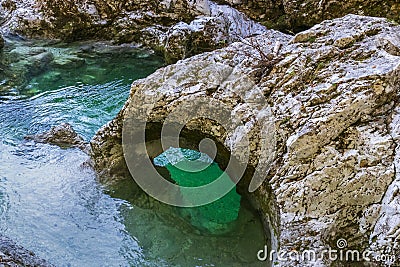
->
0, 41, 266, 266
154, 147, 241, 234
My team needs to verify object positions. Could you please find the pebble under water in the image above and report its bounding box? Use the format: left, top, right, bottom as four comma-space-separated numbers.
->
0, 39, 266, 266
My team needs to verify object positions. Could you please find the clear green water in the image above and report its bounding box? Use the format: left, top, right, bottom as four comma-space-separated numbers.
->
0, 40, 266, 266
154, 147, 241, 234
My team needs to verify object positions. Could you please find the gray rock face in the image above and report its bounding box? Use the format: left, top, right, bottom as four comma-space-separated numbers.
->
0, 0, 266, 63
214, 0, 400, 32
140, 3, 267, 63
91, 15, 400, 266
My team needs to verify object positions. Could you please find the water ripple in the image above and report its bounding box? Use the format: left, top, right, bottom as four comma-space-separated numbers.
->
0, 80, 129, 143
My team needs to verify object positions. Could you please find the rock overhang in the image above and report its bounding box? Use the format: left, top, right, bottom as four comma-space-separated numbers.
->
91, 14, 400, 266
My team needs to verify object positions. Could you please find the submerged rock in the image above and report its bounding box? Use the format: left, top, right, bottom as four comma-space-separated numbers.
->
0, 44, 56, 90
26, 51, 54, 75
0, 39, 162, 95
51, 55, 85, 69
140, 3, 267, 63
25, 123, 88, 151
91, 15, 400, 266
0, 234, 54, 266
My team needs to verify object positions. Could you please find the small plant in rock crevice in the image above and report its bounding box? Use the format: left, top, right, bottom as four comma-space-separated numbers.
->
236, 35, 284, 82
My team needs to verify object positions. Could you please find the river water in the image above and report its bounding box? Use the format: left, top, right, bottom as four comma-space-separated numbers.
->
0, 40, 266, 266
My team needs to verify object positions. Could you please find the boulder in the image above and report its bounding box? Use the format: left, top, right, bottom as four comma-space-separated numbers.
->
140, 3, 266, 63
25, 123, 88, 151
91, 15, 400, 266
26, 51, 54, 75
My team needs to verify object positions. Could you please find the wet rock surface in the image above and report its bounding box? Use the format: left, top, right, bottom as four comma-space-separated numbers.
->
25, 123, 88, 151
0, 235, 54, 267
91, 15, 400, 266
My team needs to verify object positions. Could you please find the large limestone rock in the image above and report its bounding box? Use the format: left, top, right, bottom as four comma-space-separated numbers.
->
0, 0, 266, 63
1, 0, 398, 53
0, 0, 205, 39
91, 15, 400, 266
140, 3, 267, 63
214, 0, 400, 32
